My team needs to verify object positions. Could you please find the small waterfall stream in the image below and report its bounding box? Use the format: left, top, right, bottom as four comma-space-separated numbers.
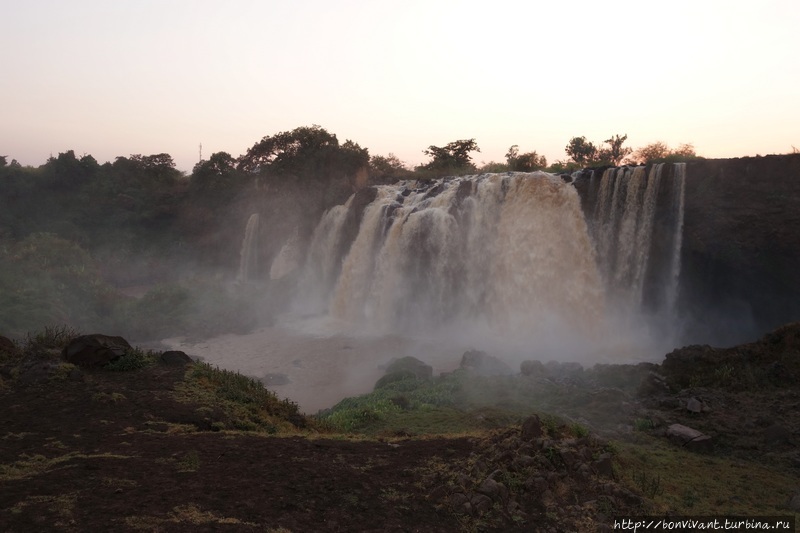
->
237, 213, 260, 283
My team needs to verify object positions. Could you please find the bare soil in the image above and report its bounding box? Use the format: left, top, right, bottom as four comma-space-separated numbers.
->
0, 363, 477, 532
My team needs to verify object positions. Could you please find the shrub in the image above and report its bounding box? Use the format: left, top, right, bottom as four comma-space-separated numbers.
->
105, 348, 158, 371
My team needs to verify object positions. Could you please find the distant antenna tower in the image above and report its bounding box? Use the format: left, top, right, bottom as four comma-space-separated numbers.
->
199, 143, 203, 162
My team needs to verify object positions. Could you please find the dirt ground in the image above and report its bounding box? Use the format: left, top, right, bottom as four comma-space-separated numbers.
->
0, 363, 484, 532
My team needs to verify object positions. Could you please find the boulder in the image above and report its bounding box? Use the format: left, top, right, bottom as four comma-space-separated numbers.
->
637, 370, 670, 396
0, 335, 17, 357
666, 423, 713, 452
521, 415, 543, 440
520, 359, 545, 377
384, 356, 433, 380
460, 350, 512, 376
686, 397, 703, 413
62, 334, 132, 368
160, 350, 193, 366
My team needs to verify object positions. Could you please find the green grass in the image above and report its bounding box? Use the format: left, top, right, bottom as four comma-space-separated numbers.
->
175, 362, 324, 434
615, 436, 797, 515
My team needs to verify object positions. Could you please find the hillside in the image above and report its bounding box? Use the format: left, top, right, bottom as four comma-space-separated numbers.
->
1, 327, 798, 531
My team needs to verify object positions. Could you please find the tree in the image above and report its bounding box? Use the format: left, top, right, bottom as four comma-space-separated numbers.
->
369, 153, 411, 182
40, 150, 100, 190
421, 139, 480, 173
505, 145, 547, 171
632, 141, 670, 164
237, 125, 369, 182
190, 152, 243, 197
598, 134, 632, 166
565, 137, 598, 166
631, 142, 698, 164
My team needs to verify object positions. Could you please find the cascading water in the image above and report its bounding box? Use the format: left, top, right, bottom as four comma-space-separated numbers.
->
237, 213, 259, 283
589, 163, 686, 320
299, 172, 614, 358
664, 163, 686, 315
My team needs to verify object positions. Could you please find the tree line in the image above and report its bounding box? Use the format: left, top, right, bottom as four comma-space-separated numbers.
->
368, 133, 701, 182
0, 125, 705, 339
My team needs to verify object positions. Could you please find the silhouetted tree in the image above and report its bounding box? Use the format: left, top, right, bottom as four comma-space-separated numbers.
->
237, 125, 369, 185
369, 153, 411, 182
565, 137, 598, 166
190, 151, 243, 197
506, 145, 547, 171
631, 142, 698, 164
420, 139, 480, 174
598, 134, 632, 166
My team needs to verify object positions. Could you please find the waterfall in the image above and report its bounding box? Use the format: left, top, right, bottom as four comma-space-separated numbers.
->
590, 163, 687, 320
238, 213, 259, 283
592, 164, 664, 308
664, 163, 686, 315
303, 173, 605, 346
296, 166, 688, 358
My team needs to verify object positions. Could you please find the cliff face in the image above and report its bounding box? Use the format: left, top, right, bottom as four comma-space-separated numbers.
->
680, 154, 800, 344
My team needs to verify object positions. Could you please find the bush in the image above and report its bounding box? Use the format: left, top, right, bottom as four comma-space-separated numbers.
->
105, 348, 158, 371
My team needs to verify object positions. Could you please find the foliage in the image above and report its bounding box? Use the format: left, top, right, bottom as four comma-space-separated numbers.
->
565, 136, 599, 166
368, 153, 412, 183
599, 134, 633, 166
546, 160, 582, 173
630, 142, 700, 164
189, 152, 246, 200
104, 347, 159, 371
506, 145, 547, 171
25, 325, 80, 352
237, 125, 369, 183
177, 362, 320, 434
0, 235, 118, 337
419, 139, 480, 175
115, 279, 262, 342
565, 134, 632, 167
476, 161, 511, 173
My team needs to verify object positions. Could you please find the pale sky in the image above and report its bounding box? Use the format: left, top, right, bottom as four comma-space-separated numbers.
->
2, 0, 799, 172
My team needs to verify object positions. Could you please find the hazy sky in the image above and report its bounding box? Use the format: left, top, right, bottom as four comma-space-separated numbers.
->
3, 0, 799, 172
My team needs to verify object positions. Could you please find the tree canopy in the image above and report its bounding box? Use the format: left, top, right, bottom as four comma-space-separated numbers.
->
505, 145, 547, 172
237, 125, 369, 184
632, 142, 699, 164
565, 134, 632, 167
420, 139, 480, 174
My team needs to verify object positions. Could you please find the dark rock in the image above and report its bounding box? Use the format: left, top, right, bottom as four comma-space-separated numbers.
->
428, 485, 449, 502
521, 415, 543, 440
512, 455, 536, 470
686, 397, 703, 413
544, 361, 585, 383
520, 359, 545, 377
460, 349, 512, 376
477, 476, 508, 502
384, 356, 432, 380
559, 449, 579, 469
524, 476, 548, 494
448, 492, 469, 508
592, 454, 615, 478
160, 350, 193, 366
470, 493, 493, 515
62, 334, 132, 368
0, 335, 17, 357
666, 423, 713, 452
637, 370, 670, 396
